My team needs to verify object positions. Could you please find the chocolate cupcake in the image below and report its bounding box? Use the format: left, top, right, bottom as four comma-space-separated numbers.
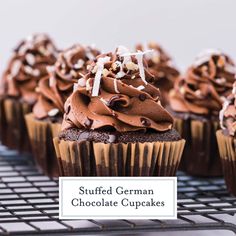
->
0, 34, 58, 152
169, 49, 236, 176
216, 83, 236, 195
53, 46, 185, 176
136, 42, 179, 106
25, 44, 100, 176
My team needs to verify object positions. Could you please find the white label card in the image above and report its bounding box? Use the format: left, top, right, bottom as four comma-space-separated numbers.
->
59, 177, 177, 219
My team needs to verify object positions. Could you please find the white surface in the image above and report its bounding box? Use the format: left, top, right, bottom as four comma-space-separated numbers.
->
0, 0, 236, 73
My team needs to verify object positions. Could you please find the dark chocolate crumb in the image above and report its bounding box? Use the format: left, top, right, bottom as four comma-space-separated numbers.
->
139, 94, 147, 101
65, 105, 71, 115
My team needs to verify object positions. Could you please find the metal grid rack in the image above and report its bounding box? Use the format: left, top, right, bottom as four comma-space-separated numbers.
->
0, 145, 236, 235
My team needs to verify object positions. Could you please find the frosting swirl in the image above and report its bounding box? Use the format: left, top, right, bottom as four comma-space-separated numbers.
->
136, 42, 179, 105
61, 46, 173, 132
0, 34, 58, 104
219, 82, 236, 136
33, 44, 100, 120
169, 49, 236, 116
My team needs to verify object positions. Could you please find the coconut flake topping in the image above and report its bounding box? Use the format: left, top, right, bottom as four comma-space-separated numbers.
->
113, 79, 120, 93
120, 49, 153, 85
91, 56, 111, 97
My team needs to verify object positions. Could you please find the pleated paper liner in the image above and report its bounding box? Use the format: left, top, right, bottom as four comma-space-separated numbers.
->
0, 98, 6, 142
216, 130, 236, 196
174, 117, 222, 176
25, 113, 61, 177
53, 138, 185, 176
1, 98, 32, 152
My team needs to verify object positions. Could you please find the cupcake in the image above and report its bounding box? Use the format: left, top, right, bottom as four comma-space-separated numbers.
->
216, 83, 236, 195
0, 34, 58, 152
169, 49, 236, 176
53, 46, 185, 176
25, 44, 100, 176
136, 42, 179, 106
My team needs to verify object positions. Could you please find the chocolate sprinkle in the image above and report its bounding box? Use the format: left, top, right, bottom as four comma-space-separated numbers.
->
65, 105, 71, 115
140, 117, 151, 126
139, 93, 147, 101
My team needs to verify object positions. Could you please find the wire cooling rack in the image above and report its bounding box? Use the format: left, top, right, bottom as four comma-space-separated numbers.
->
0, 145, 236, 235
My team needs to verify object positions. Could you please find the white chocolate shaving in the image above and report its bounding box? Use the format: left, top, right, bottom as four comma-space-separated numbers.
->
25, 53, 35, 66
74, 59, 84, 69
73, 83, 79, 92
70, 70, 77, 77
11, 60, 21, 77
232, 84, 236, 94
117, 45, 132, 65
136, 85, 145, 90
113, 79, 120, 93
100, 97, 109, 106
120, 49, 153, 85
86, 78, 92, 91
115, 71, 126, 78
49, 76, 56, 87
46, 66, 55, 74
91, 56, 111, 97
24, 66, 33, 74
194, 49, 222, 67
126, 61, 138, 71
48, 108, 59, 117
129, 85, 145, 91
79, 72, 85, 77
78, 77, 86, 87
215, 78, 226, 84
102, 68, 109, 77
32, 69, 40, 77
85, 48, 95, 60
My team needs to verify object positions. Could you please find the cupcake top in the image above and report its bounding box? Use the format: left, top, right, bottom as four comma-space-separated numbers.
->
61, 46, 173, 133
169, 49, 236, 116
219, 82, 236, 136
0, 34, 58, 104
33, 44, 100, 120
136, 42, 179, 84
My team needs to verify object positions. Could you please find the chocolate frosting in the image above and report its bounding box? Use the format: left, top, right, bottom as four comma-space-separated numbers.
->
169, 49, 236, 116
219, 82, 236, 136
61, 46, 173, 133
136, 42, 179, 101
33, 44, 100, 120
0, 34, 58, 104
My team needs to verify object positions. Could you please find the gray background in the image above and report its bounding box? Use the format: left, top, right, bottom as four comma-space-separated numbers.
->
0, 0, 235, 235
0, 0, 236, 73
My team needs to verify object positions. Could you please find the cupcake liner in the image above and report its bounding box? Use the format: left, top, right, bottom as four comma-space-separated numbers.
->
0, 98, 32, 152
174, 117, 222, 176
53, 138, 185, 177
0, 98, 6, 141
216, 130, 236, 196
53, 138, 94, 176
25, 113, 61, 177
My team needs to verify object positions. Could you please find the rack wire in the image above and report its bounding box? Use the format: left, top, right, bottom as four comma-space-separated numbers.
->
0, 145, 236, 235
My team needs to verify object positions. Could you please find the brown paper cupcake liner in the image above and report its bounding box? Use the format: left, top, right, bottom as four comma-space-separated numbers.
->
0, 98, 32, 152
25, 113, 61, 177
0, 98, 6, 141
174, 117, 222, 176
53, 138, 185, 177
216, 130, 236, 196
